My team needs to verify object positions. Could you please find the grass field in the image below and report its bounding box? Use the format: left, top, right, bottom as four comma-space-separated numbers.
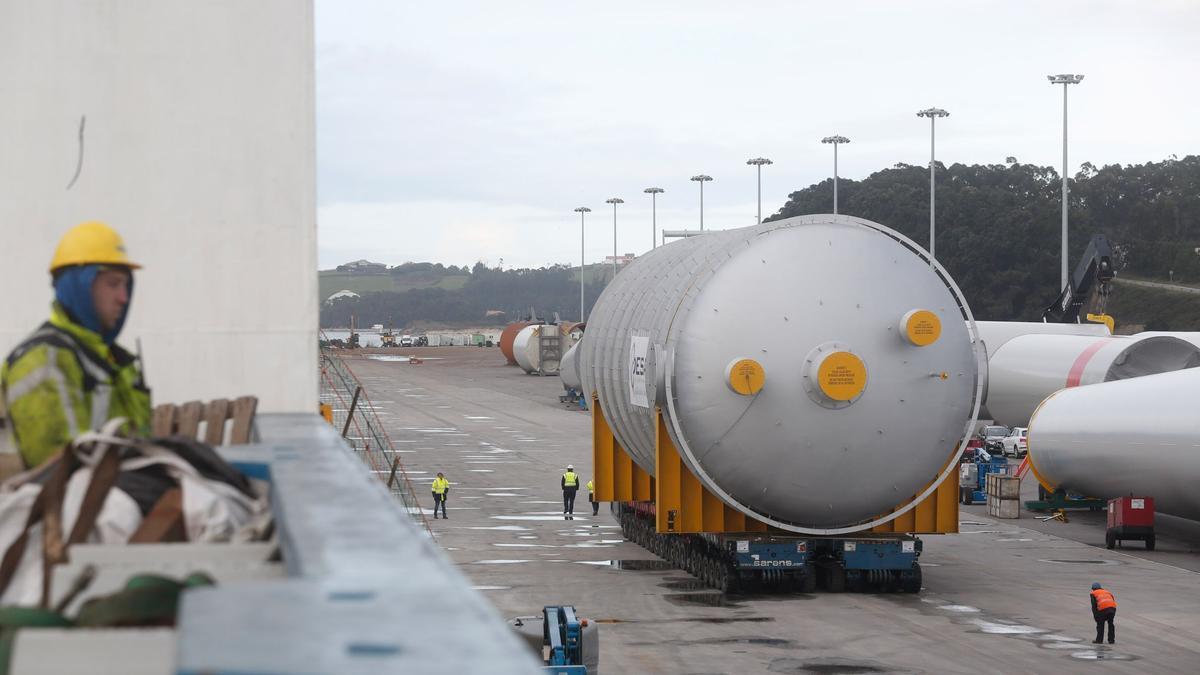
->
1107, 280, 1200, 331
319, 271, 470, 300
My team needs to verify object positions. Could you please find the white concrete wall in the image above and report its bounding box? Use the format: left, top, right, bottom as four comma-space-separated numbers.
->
0, 1, 316, 413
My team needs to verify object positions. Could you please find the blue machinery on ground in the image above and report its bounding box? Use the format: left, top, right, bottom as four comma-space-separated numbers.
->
542, 606, 587, 674
619, 506, 923, 593
558, 387, 587, 410
959, 454, 1009, 505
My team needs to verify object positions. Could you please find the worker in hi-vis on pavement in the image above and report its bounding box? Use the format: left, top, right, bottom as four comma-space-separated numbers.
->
1, 222, 151, 469
561, 464, 579, 518
431, 471, 450, 519
586, 478, 599, 515
1090, 582, 1117, 644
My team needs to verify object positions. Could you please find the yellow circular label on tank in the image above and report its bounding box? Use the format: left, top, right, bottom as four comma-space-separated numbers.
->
904, 309, 942, 347
817, 351, 867, 401
725, 358, 766, 396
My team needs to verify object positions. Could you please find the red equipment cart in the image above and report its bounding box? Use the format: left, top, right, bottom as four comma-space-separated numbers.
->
1106, 496, 1155, 550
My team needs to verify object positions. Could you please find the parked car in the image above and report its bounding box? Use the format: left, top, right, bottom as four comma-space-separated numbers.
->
978, 425, 1010, 454
400, 335, 414, 347
1002, 427, 1028, 457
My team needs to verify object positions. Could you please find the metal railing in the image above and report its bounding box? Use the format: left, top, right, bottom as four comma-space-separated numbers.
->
319, 345, 432, 535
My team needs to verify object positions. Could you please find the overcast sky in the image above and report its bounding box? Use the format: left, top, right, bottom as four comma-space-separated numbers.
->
316, 1, 1200, 270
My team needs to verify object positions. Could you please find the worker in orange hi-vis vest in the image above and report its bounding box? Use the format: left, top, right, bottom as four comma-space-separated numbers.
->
1090, 582, 1117, 644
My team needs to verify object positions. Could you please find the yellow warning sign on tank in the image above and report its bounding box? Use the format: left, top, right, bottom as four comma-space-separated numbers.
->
903, 309, 942, 347
725, 358, 766, 396
817, 351, 867, 401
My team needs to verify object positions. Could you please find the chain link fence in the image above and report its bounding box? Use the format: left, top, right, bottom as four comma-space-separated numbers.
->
319, 346, 432, 535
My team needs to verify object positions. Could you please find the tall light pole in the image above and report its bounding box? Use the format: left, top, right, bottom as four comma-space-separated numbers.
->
690, 175, 712, 230
821, 136, 850, 214
574, 206, 591, 322
605, 197, 624, 279
916, 108, 949, 262
1048, 73, 1084, 289
644, 187, 664, 248
746, 157, 773, 224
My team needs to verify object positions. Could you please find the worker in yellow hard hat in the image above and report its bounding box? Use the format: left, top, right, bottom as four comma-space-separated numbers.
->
1, 222, 151, 468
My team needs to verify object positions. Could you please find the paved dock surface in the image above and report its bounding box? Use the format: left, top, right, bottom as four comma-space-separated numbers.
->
344, 347, 1200, 674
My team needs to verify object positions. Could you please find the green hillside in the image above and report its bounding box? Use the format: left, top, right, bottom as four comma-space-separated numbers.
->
319, 265, 470, 301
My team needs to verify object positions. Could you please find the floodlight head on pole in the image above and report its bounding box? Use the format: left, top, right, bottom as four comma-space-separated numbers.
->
644, 188, 663, 249
574, 206, 591, 213
916, 107, 950, 119
690, 175, 712, 183
1047, 73, 1085, 85
746, 157, 773, 167
605, 198, 624, 205
821, 135, 850, 145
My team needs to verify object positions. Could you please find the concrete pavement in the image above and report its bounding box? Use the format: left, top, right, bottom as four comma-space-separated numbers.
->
345, 347, 1200, 674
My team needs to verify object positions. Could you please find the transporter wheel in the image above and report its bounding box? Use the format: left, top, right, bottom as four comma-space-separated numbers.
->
1105, 532, 1116, 549
901, 563, 922, 594
827, 566, 846, 593
1146, 535, 1156, 551
715, 564, 731, 593
800, 566, 817, 593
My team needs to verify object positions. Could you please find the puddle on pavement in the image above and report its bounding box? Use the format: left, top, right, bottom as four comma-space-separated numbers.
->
467, 525, 530, 531
470, 586, 511, 591
996, 538, 1034, 542
471, 559, 532, 564
666, 593, 743, 608
1069, 649, 1137, 661
464, 416, 494, 420
768, 657, 893, 674
486, 493, 522, 497
970, 619, 1046, 635
594, 616, 776, 625
661, 578, 709, 592
494, 543, 556, 548
909, 596, 1116, 660
959, 520, 988, 526
573, 559, 674, 571
493, 515, 587, 521
1039, 559, 1119, 565
518, 536, 538, 540
469, 469, 495, 473
522, 500, 563, 505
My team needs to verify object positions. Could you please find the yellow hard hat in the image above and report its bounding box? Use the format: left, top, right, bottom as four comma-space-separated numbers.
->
49, 221, 142, 274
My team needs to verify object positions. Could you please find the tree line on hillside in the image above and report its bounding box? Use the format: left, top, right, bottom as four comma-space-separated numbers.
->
321, 156, 1200, 327
770, 156, 1200, 321
321, 262, 612, 327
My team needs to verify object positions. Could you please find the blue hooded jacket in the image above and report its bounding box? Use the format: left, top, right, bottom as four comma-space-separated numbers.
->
53, 264, 133, 345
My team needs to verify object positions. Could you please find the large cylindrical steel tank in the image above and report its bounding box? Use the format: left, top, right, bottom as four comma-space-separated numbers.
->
560, 340, 583, 391
1027, 367, 1200, 520
579, 214, 983, 534
499, 321, 532, 365
985, 334, 1200, 427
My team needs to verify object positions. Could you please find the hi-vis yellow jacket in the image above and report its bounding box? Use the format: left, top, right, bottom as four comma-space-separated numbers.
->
1, 304, 151, 468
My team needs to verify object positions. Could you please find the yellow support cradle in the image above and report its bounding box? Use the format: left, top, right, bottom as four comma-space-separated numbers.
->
590, 396, 958, 535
